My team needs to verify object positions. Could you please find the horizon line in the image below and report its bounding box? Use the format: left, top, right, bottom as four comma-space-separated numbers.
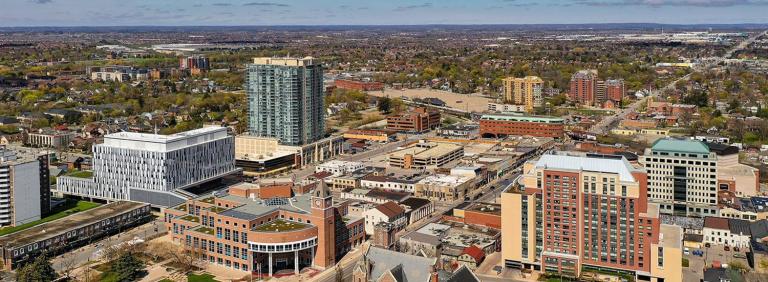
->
1, 22, 768, 29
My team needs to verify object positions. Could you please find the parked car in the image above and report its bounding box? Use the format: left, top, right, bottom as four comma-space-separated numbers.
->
734, 253, 747, 259
724, 246, 731, 251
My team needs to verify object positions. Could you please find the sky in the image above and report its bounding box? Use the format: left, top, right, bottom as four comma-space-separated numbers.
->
1, 0, 767, 26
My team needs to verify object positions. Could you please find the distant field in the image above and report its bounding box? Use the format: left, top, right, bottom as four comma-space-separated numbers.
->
370, 88, 493, 112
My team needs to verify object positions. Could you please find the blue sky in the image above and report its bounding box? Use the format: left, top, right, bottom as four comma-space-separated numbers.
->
2, 0, 767, 26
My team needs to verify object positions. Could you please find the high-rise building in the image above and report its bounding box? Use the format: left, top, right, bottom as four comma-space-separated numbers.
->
569, 70, 598, 106
639, 139, 719, 217
503, 76, 544, 113
246, 57, 325, 146
0, 147, 50, 227
605, 79, 625, 105
56, 127, 238, 207
179, 56, 210, 70
501, 152, 682, 282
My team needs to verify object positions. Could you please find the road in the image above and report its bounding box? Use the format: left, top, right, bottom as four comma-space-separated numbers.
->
51, 219, 165, 273
588, 29, 767, 135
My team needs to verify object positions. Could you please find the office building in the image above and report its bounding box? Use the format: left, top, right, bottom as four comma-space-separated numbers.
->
0, 147, 50, 227
246, 57, 325, 146
56, 127, 238, 207
0, 201, 151, 270
503, 76, 544, 113
501, 153, 682, 282
386, 107, 441, 133
569, 70, 599, 106
479, 114, 565, 138
415, 174, 474, 202
234, 135, 344, 172
26, 129, 75, 148
163, 182, 364, 276
640, 139, 719, 216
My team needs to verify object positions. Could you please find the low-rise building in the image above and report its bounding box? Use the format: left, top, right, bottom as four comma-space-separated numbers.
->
26, 129, 75, 148
388, 141, 464, 169
315, 160, 365, 176
400, 197, 434, 225
386, 108, 441, 133
360, 175, 419, 193
415, 174, 474, 202
363, 201, 407, 235
702, 217, 751, 248
342, 129, 396, 143
479, 114, 564, 138
487, 103, 526, 113
340, 188, 411, 204
458, 245, 486, 270
0, 201, 151, 270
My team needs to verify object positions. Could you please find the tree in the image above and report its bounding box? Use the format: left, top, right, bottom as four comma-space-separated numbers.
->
109, 252, 145, 282
17, 255, 57, 282
377, 97, 392, 113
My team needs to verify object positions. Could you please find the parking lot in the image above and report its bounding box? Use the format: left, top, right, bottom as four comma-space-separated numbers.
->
683, 244, 750, 282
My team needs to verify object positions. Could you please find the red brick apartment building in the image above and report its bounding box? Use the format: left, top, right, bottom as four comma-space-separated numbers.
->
479, 114, 565, 138
501, 153, 683, 282
334, 79, 384, 91
386, 107, 441, 132
164, 182, 364, 277
569, 70, 598, 106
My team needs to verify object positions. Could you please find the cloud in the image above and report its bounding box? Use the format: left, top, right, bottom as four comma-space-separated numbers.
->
242, 2, 290, 7
31, 0, 53, 4
212, 3, 232, 7
394, 2, 433, 11
575, 0, 768, 7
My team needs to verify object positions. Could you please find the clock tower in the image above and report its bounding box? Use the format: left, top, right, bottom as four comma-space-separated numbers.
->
311, 181, 335, 268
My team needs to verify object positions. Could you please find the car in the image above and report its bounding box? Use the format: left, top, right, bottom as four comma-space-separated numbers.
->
724, 246, 731, 251
705, 243, 711, 248
734, 254, 747, 259
734, 247, 740, 252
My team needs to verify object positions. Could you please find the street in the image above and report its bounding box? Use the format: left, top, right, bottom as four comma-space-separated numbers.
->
51, 219, 166, 273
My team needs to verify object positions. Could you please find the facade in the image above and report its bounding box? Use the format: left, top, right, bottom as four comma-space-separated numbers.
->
388, 141, 464, 169
314, 160, 365, 176
605, 79, 625, 105
87, 65, 148, 82
502, 76, 544, 113
360, 175, 419, 193
164, 182, 365, 276
343, 129, 395, 143
487, 102, 526, 113
400, 197, 434, 225
334, 79, 384, 91
234, 135, 344, 170
26, 130, 75, 148
386, 107, 441, 133
640, 139, 719, 216
707, 143, 760, 197
501, 153, 683, 282
0, 201, 151, 270
0, 148, 50, 227
702, 217, 751, 248
479, 114, 565, 138
56, 127, 238, 207
415, 174, 474, 202
246, 57, 325, 146
569, 70, 598, 106
363, 201, 407, 235
353, 246, 439, 282
179, 56, 210, 71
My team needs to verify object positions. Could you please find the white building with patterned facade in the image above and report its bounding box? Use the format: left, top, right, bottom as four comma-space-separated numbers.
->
56, 127, 238, 207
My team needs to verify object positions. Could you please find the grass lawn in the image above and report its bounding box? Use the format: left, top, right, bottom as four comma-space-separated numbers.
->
0, 200, 100, 236
188, 273, 219, 282
253, 219, 308, 232
66, 170, 94, 178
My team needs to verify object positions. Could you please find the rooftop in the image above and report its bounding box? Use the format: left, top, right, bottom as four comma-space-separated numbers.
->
480, 114, 564, 124
0, 201, 147, 247
365, 246, 437, 282
533, 153, 640, 182
659, 224, 683, 249
389, 142, 462, 160
650, 138, 710, 155
418, 174, 473, 187
102, 126, 229, 152
252, 219, 311, 232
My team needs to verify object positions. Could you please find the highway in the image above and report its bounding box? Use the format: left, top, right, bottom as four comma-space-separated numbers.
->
588, 29, 767, 135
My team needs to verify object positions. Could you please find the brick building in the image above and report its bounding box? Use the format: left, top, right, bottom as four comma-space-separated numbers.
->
479, 114, 564, 138
386, 108, 441, 133
164, 181, 364, 277
334, 79, 384, 91
501, 153, 682, 282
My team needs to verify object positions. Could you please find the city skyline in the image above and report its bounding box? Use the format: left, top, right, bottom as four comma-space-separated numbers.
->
2, 0, 768, 27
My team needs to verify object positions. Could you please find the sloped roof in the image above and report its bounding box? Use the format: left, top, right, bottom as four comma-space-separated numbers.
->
444, 265, 480, 282
376, 201, 406, 218
704, 217, 729, 230
651, 138, 710, 154
461, 245, 485, 262
367, 246, 437, 282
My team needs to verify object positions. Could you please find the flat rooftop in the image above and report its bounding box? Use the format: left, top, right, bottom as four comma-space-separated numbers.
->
389, 142, 462, 159
0, 201, 147, 247
466, 203, 501, 216
534, 153, 640, 183
659, 224, 683, 249
101, 126, 229, 152
480, 114, 564, 124
418, 174, 473, 187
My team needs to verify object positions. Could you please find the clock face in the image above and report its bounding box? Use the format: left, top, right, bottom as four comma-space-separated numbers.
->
314, 199, 322, 207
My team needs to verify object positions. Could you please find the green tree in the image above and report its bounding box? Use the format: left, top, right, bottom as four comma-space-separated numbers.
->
16, 255, 57, 282
109, 252, 145, 282
377, 97, 392, 113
